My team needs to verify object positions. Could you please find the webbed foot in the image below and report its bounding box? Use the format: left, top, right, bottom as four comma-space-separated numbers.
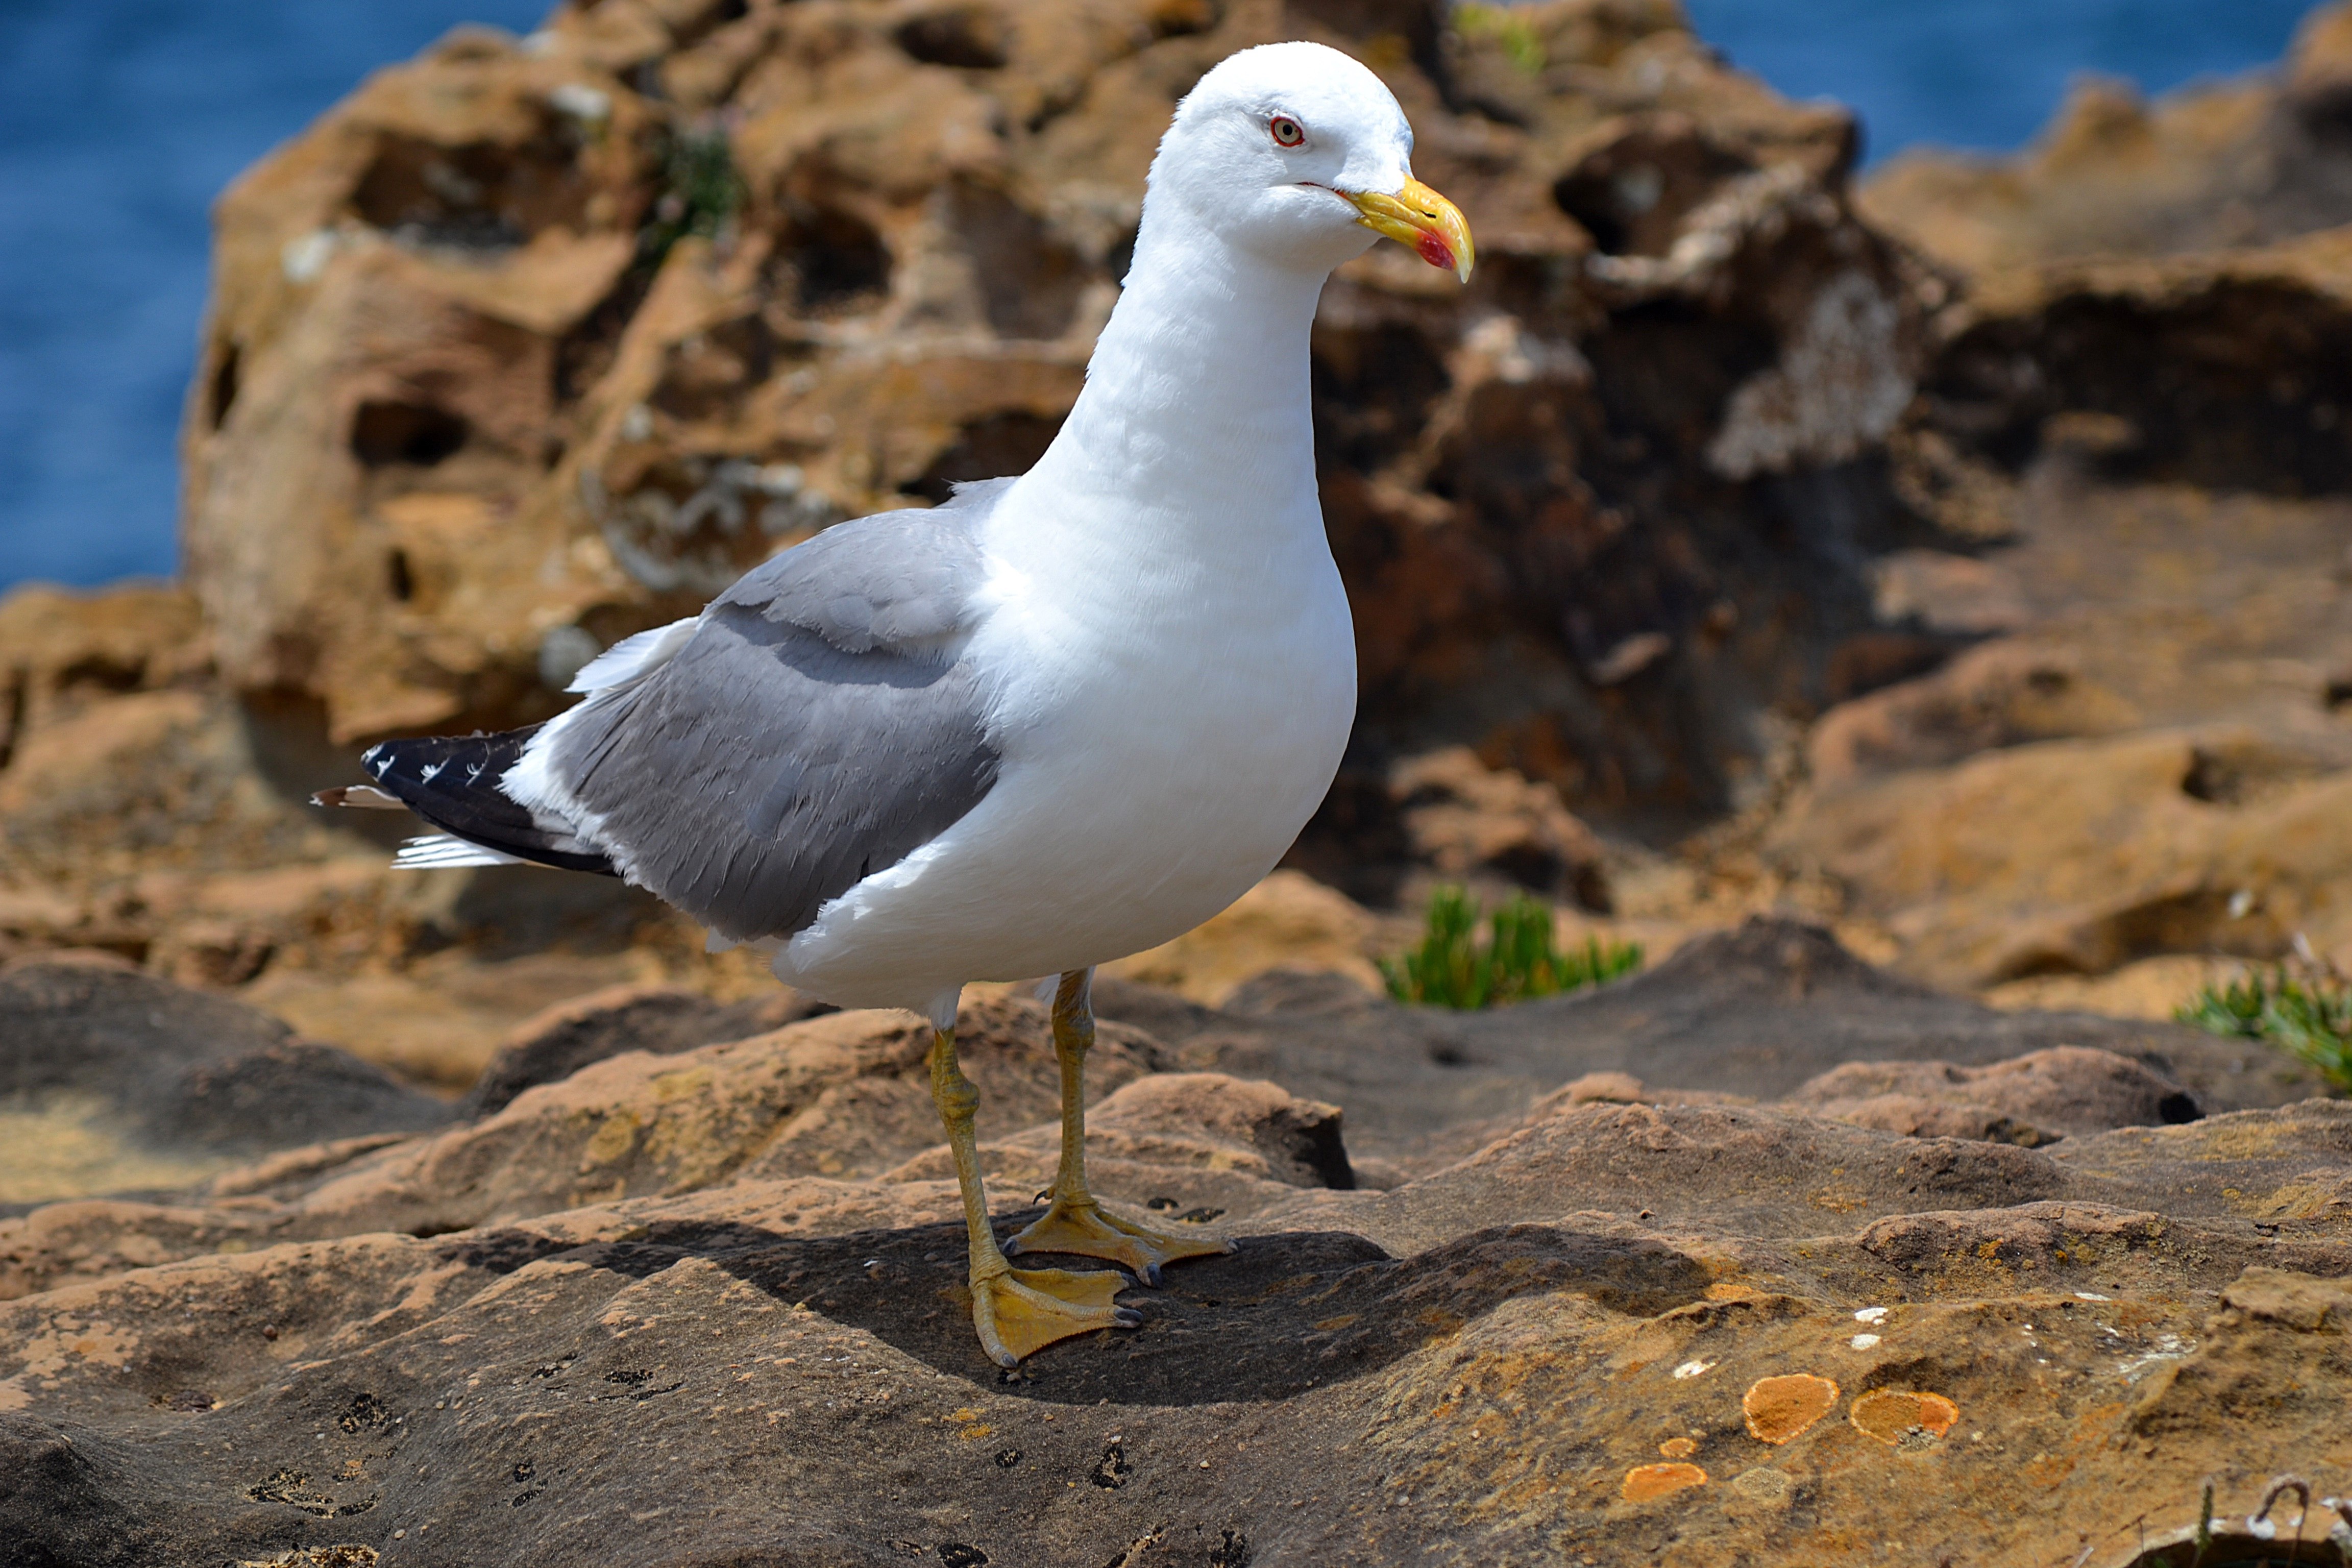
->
1007, 1198, 1234, 1287
970, 1261, 1141, 1366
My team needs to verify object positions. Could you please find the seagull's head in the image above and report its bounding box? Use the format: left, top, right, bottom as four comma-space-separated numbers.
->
1148, 40, 1473, 283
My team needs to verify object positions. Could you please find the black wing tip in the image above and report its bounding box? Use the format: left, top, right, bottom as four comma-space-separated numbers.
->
349, 727, 620, 879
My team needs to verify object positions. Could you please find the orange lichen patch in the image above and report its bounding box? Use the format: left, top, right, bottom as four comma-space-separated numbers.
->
1742, 1373, 1840, 1444
1659, 1437, 1699, 1459
1849, 1389, 1959, 1446
1621, 1461, 1708, 1502
1705, 1282, 1766, 1302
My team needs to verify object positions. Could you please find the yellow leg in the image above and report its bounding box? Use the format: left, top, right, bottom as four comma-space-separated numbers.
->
1006, 968, 1234, 1286
929, 1017, 1138, 1366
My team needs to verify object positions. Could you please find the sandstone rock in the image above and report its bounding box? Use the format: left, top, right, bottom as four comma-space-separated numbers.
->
1101, 868, 1387, 1003
1012, 1070, 1354, 1190
454, 981, 825, 1118
1913, 228, 2352, 502
0, 962, 447, 1206
1391, 746, 1606, 903
1803, 638, 2140, 790
1771, 725, 2352, 987
5, 1068, 2350, 1561
1785, 1046, 2201, 1144
877, 1070, 1353, 1227
0, 582, 207, 769
1095, 918, 2326, 1181
198, 992, 1157, 1242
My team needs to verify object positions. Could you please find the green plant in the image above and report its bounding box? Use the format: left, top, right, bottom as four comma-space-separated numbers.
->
640, 122, 744, 266
2176, 965, 2352, 1092
1382, 885, 1641, 1010
1453, 5, 1546, 74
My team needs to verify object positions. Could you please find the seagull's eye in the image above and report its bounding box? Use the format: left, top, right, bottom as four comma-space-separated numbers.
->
1269, 115, 1306, 149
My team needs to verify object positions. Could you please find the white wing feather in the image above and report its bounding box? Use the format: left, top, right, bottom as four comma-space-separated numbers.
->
392, 834, 529, 870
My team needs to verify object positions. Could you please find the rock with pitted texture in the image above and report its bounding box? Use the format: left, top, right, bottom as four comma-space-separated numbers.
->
2, 961, 2350, 1564
1785, 1045, 2203, 1145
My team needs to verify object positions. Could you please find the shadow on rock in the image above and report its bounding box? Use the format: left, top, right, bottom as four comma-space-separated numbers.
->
447, 1214, 1709, 1406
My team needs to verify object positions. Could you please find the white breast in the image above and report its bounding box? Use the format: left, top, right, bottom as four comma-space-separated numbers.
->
773, 483, 1356, 1013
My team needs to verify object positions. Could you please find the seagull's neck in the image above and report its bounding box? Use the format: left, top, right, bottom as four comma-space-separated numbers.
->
1021, 204, 1328, 545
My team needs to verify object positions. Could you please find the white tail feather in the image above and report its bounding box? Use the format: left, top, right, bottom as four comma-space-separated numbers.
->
393, 834, 528, 870
565, 616, 699, 694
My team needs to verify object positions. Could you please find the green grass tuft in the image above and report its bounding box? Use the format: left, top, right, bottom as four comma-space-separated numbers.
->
641, 123, 744, 266
1382, 885, 1641, 1010
2176, 964, 2352, 1092
1453, 4, 1546, 74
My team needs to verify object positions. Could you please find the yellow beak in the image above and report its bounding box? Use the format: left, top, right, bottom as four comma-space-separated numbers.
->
1343, 177, 1475, 281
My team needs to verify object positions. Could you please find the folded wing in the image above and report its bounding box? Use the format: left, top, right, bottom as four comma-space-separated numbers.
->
499, 487, 1007, 943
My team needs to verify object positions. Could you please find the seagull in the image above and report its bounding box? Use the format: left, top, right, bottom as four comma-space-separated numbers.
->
320, 40, 1472, 1366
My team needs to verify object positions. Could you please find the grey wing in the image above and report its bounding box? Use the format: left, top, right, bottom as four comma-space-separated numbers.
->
535, 495, 1003, 943
716, 478, 1010, 651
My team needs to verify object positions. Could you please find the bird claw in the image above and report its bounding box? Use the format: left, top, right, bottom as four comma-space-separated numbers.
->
969, 1264, 1138, 1366
1006, 1197, 1234, 1287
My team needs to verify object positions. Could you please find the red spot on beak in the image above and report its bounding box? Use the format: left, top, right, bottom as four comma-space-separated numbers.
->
1415, 231, 1455, 273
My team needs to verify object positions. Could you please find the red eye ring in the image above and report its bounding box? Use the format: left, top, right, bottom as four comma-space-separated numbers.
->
1270, 115, 1305, 148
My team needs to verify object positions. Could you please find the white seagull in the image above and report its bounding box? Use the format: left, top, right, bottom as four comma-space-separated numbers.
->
322, 40, 1473, 1366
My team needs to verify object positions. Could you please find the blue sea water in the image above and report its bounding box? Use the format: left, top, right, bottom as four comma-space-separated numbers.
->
0, 0, 2323, 593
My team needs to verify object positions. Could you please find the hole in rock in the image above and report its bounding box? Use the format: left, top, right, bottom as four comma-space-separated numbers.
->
2181, 746, 2235, 803
386, 549, 415, 603
352, 401, 470, 468
906, 410, 1064, 503
667, 0, 749, 48
773, 205, 893, 315
649, 314, 787, 423
209, 342, 240, 430
895, 6, 1009, 69
1312, 322, 1450, 475
944, 179, 1088, 339
352, 134, 579, 250
1553, 127, 1753, 257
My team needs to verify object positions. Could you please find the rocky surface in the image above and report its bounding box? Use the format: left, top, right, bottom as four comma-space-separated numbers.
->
0, 960, 448, 1207
3, 922, 2350, 1564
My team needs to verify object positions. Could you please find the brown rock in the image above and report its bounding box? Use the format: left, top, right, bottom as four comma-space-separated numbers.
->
4, 1022, 2351, 1559
1784, 1045, 2200, 1143
1020, 1071, 1353, 1190
0, 962, 447, 1206
1790, 1091, 2061, 1148
0, 583, 207, 770
203, 991, 1156, 1240
1387, 746, 1610, 909
1095, 918, 2327, 1178
454, 981, 824, 1118
1771, 725, 2352, 987
1865, 5, 2352, 278
1549, 1070, 1651, 1107
1802, 638, 2139, 790
1102, 869, 1386, 1003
